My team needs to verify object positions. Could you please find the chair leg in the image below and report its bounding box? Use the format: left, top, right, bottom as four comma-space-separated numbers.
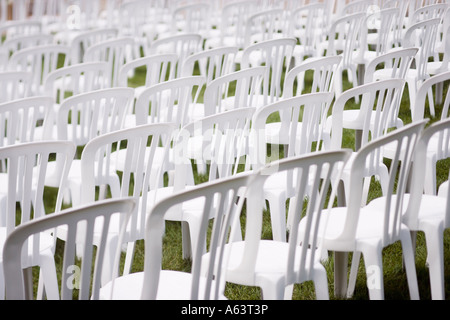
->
259, 277, 286, 300
334, 251, 349, 298
347, 251, 361, 298
313, 265, 330, 300
362, 246, 384, 300
423, 222, 445, 300
400, 229, 420, 300
267, 194, 287, 242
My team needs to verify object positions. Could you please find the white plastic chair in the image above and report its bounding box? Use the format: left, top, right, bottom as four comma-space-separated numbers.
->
328, 78, 406, 150
313, 120, 426, 300
340, 0, 374, 16
382, 0, 410, 47
250, 93, 335, 241
118, 54, 178, 98
203, 66, 266, 117
363, 117, 450, 300
0, 96, 54, 146
283, 55, 343, 98
240, 38, 297, 106
181, 46, 238, 85
169, 107, 255, 259
8, 45, 70, 96
411, 71, 450, 195
207, 150, 351, 300
171, 3, 212, 39
403, 18, 441, 119
0, 21, 42, 45
68, 28, 119, 65
363, 47, 419, 84
3, 198, 136, 300
77, 123, 176, 278
243, 9, 289, 48
204, 0, 256, 49
134, 76, 206, 128
84, 37, 136, 87
326, 79, 406, 208
0, 140, 76, 300
0, 71, 32, 102
100, 171, 256, 300
354, 7, 400, 82
45, 88, 135, 206
321, 12, 366, 99
409, 3, 448, 24
118, 0, 169, 53
146, 33, 203, 77
428, 21, 450, 78
289, 3, 328, 63
1, 34, 54, 57
43, 62, 110, 106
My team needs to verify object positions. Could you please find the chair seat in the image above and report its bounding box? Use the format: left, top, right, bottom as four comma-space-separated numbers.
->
315, 204, 410, 252
99, 270, 227, 300
367, 194, 447, 225
205, 239, 323, 288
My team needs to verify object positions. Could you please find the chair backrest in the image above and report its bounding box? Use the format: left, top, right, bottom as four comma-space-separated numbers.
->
329, 79, 406, 150
244, 9, 289, 47
181, 46, 238, 85
251, 92, 334, 170
135, 76, 205, 128
405, 117, 450, 230
0, 21, 42, 45
341, 0, 374, 15
171, 3, 211, 36
8, 45, 70, 95
203, 66, 266, 116
56, 87, 134, 147
0, 71, 32, 102
69, 28, 119, 64
230, 149, 351, 289
383, 0, 410, 47
3, 197, 136, 300
241, 38, 297, 105
118, 0, 163, 33
80, 123, 176, 243
338, 120, 427, 247
0, 96, 53, 145
118, 54, 178, 89
215, 0, 257, 48
148, 33, 203, 76
358, 7, 399, 59
173, 107, 255, 189
403, 18, 441, 82
288, 3, 328, 58
364, 47, 419, 83
326, 12, 366, 69
2, 34, 54, 57
140, 171, 257, 300
84, 37, 135, 87
410, 3, 448, 24
0, 140, 75, 239
44, 62, 110, 104
413, 70, 450, 122
283, 55, 342, 98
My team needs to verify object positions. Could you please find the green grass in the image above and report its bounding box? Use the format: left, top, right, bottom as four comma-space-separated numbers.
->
32, 59, 450, 300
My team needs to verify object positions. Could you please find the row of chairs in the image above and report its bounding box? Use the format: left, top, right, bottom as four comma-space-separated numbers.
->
2, 116, 449, 300
0, 0, 448, 300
